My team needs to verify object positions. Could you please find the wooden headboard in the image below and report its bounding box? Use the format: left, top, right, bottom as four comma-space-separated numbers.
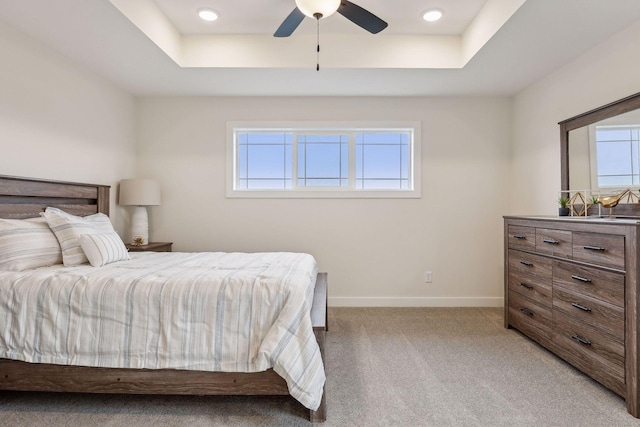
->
0, 175, 110, 219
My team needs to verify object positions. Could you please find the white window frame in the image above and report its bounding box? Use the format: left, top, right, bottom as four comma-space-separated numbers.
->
226, 121, 421, 199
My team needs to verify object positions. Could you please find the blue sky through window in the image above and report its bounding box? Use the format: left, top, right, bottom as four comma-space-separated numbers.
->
298, 135, 348, 187
356, 132, 409, 189
238, 132, 292, 189
235, 129, 412, 191
596, 126, 640, 187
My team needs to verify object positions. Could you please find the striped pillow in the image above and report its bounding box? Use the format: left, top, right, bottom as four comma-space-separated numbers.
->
79, 232, 130, 267
42, 207, 116, 266
0, 218, 63, 271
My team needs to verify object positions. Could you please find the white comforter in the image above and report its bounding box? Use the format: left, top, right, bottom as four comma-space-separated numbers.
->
0, 251, 324, 410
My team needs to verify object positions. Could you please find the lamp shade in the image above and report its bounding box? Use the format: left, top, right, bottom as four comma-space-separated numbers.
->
118, 179, 161, 206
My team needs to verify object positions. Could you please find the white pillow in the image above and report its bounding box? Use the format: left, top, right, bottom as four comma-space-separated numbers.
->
0, 217, 62, 271
42, 207, 115, 266
79, 232, 130, 267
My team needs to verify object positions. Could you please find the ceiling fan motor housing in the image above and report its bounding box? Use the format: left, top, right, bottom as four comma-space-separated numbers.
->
295, 0, 341, 19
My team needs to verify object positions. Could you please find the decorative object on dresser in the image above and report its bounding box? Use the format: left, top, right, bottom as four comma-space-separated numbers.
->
568, 191, 587, 216
558, 190, 600, 217
558, 196, 570, 216
504, 216, 640, 418
118, 178, 161, 245
126, 242, 173, 252
598, 189, 640, 218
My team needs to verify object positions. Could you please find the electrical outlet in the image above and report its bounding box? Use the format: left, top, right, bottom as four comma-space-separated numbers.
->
424, 271, 433, 283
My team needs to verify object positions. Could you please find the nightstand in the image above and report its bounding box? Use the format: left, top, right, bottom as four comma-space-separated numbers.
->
126, 242, 173, 252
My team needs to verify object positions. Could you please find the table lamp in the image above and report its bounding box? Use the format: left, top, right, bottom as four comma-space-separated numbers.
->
118, 178, 161, 245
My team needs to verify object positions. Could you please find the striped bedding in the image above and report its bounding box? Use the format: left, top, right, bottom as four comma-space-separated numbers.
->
0, 251, 324, 410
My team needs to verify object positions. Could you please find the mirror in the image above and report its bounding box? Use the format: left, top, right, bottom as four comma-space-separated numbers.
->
568, 109, 640, 191
560, 92, 640, 216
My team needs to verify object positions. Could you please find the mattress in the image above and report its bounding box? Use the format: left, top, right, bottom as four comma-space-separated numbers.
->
0, 251, 324, 410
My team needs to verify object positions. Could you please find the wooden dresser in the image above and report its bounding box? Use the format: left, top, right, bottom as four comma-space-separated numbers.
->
504, 216, 640, 417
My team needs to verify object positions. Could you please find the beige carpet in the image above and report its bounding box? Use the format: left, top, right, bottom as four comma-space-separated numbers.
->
1, 307, 639, 426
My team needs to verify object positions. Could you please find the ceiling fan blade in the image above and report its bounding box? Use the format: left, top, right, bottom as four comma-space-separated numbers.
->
274, 8, 306, 37
338, 1, 388, 34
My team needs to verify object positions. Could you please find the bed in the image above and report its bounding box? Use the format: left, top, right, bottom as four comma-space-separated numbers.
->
0, 175, 327, 422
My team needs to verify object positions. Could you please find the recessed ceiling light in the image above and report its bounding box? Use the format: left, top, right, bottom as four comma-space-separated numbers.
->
422, 9, 444, 22
198, 8, 219, 22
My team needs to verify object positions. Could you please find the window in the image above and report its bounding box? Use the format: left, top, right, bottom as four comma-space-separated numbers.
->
227, 122, 420, 198
594, 125, 640, 188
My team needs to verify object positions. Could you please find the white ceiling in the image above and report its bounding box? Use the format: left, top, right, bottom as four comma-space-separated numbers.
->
1, 0, 640, 97
152, 0, 488, 36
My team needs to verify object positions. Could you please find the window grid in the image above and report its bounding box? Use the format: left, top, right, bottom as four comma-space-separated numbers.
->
238, 132, 292, 190
297, 134, 349, 188
596, 126, 640, 188
356, 132, 409, 190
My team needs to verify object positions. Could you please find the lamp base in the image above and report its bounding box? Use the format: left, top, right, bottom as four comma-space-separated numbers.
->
131, 206, 149, 245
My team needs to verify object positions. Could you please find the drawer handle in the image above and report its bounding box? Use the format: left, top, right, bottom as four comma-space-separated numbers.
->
571, 275, 592, 283
583, 245, 605, 252
520, 283, 534, 290
513, 235, 527, 240
520, 261, 533, 267
542, 238, 559, 245
571, 334, 592, 346
520, 308, 534, 317
571, 302, 592, 312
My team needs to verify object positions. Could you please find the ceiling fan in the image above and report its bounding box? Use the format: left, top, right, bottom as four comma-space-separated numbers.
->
274, 0, 388, 37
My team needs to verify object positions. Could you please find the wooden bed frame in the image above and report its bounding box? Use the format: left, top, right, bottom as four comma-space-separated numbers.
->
0, 175, 327, 422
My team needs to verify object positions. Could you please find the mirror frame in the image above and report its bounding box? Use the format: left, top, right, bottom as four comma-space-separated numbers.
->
559, 91, 640, 191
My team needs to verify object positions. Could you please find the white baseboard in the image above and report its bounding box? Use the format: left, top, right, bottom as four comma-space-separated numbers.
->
328, 297, 504, 307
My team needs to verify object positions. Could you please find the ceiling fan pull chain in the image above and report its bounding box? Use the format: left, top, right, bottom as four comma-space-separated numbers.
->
315, 12, 321, 71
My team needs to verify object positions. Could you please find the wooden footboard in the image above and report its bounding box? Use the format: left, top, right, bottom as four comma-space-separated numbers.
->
0, 360, 290, 395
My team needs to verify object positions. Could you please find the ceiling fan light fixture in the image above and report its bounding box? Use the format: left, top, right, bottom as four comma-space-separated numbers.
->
197, 8, 219, 22
295, 0, 341, 19
422, 9, 444, 22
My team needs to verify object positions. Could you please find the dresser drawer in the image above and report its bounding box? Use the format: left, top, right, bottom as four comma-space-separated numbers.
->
552, 311, 624, 393
508, 250, 552, 279
508, 225, 536, 250
536, 228, 572, 258
508, 271, 552, 308
572, 232, 625, 270
553, 260, 624, 307
553, 286, 624, 341
508, 291, 552, 346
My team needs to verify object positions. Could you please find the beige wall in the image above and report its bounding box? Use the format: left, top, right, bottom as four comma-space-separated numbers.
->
511, 20, 640, 215
13, 10, 640, 307
136, 96, 511, 306
0, 20, 137, 233
0, 14, 511, 307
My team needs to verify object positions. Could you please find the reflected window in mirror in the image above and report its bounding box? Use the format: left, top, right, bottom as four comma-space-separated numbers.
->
566, 106, 640, 194
594, 125, 640, 188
